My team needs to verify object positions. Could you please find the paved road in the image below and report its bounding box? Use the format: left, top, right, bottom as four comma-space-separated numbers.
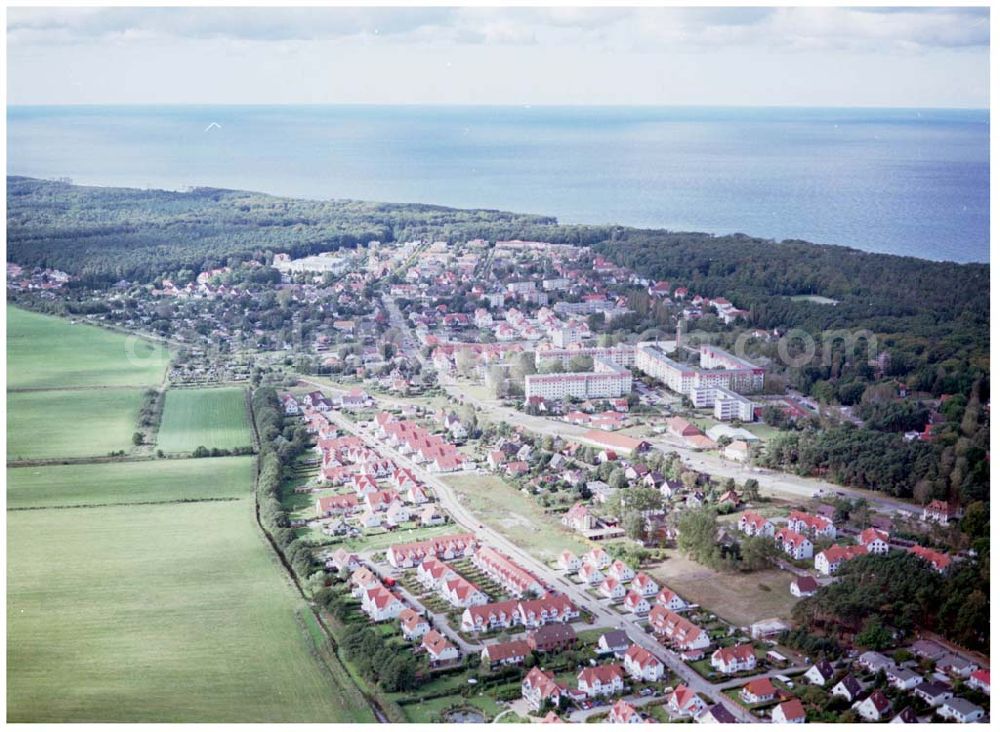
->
434, 370, 920, 518
374, 562, 483, 655
324, 407, 759, 723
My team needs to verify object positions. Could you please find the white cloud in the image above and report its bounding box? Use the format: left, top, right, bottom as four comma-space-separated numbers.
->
5, 7, 989, 107
7, 7, 989, 50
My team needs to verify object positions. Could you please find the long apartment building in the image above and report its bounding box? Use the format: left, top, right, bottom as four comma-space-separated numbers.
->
637, 342, 762, 418
534, 345, 636, 369
524, 356, 632, 402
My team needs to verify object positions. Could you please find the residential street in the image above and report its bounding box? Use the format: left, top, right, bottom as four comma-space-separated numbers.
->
324, 407, 762, 722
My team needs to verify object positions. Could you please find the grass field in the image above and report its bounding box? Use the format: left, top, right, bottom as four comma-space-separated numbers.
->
7, 498, 373, 723
7, 307, 170, 390
7, 388, 145, 460
648, 551, 798, 627
7, 457, 254, 509
443, 473, 591, 560
157, 387, 252, 453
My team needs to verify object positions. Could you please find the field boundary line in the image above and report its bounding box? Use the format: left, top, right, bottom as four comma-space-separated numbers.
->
8, 497, 243, 512
245, 390, 393, 723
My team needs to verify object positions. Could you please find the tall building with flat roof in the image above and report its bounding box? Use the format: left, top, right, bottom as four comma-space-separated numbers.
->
524, 357, 632, 402
636, 342, 764, 406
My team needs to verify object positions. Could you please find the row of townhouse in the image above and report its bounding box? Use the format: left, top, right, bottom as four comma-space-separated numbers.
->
472, 546, 544, 597
460, 594, 579, 633
350, 567, 407, 622
481, 623, 579, 667
387, 533, 477, 568
374, 412, 475, 473
648, 605, 710, 652
416, 556, 489, 607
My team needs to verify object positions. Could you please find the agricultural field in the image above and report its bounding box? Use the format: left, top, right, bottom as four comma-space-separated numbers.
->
7, 388, 145, 460
7, 498, 372, 723
442, 473, 591, 561
648, 551, 799, 627
157, 387, 252, 453
7, 457, 253, 509
7, 307, 170, 390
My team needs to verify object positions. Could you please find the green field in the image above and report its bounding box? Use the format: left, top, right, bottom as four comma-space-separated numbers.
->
442, 473, 591, 560
7, 388, 145, 460
7, 457, 254, 509
157, 387, 252, 453
7, 307, 170, 390
7, 498, 372, 722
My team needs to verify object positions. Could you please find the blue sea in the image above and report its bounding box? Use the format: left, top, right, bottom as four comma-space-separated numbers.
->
6, 105, 989, 263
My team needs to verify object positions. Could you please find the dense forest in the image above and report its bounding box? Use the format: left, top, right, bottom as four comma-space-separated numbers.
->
6, 176, 560, 284
793, 551, 989, 653
592, 231, 988, 398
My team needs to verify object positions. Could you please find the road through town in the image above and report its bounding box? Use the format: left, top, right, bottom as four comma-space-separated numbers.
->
323, 408, 760, 722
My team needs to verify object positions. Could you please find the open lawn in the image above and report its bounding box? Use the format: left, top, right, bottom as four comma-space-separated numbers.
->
442, 473, 590, 561
647, 551, 799, 627
7, 307, 170, 390
7, 498, 373, 722
7, 388, 145, 460
340, 523, 459, 553
7, 457, 254, 509
157, 387, 252, 453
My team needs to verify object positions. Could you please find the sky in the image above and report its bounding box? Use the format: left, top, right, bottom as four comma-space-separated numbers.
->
6, 6, 990, 108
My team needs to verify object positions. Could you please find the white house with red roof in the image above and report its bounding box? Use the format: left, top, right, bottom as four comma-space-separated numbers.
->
623, 590, 651, 615
578, 563, 605, 585
630, 572, 659, 597
968, 669, 990, 695
666, 685, 706, 718
649, 606, 709, 651
417, 558, 458, 590
741, 678, 778, 705
624, 644, 665, 682
607, 559, 636, 583
362, 586, 405, 621
599, 577, 626, 600
655, 587, 688, 612
387, 533, 476, 568
481, 639, 532, 667
922, 499, 962, 525
815, 544, 868, 575
326, 548, 361, 573
857, 527, 891, 554
558, 550, 581, 573
561, 502, 596, 532
399, 608, 430, 640
519, 595, 580, 628
350, 567, 381, 597
909, 545, 953, 573
315, 493, 359, 518
775, 527, 814, 560
607, 699, 645, 724
582, 547, 611, 569
577, 664, 625, 697
711, 643, 757, 674
788, 510, 836, 539
772, 698, 806, 723
461, 599, 520, 633
738, 511, 775, 537
441, 576, 489, 608
522, 667, 567, 711
421, 629, 459, 664
473, 546, 544, 597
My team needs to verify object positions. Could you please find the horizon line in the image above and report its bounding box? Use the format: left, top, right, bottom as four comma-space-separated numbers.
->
6, 102, 990, 112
